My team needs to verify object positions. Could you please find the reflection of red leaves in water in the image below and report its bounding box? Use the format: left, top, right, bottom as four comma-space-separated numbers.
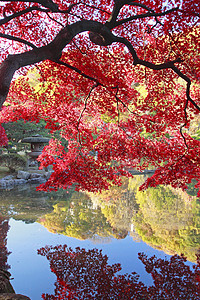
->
139, 252, 200, 299
38, 245, 200, 299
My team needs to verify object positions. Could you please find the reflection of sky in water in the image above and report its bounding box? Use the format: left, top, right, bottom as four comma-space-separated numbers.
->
7, 217, 185, 300
2, 179, 198, 300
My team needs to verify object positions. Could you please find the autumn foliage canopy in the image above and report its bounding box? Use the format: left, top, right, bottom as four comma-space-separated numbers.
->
0, 0, 199, 193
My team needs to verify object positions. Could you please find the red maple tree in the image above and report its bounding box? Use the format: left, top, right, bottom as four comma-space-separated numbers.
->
0, 0, 199, 193
38, 245, 200, 299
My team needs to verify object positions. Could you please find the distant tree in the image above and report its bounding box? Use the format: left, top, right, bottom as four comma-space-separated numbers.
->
0, 153, 27, 172
2, 119, 50, 152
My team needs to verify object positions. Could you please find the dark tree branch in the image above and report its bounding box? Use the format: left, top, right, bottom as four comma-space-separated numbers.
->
0, 33, 37, 49
129, 2, 163, 26
106, 0, 133, 28
0, 5, 199, 123
55, 58, 140, 119
0, 3, 80, 27
110, 33, 200, 112
171, 66, 200, 111
79, 2, 111, 16
114, 85, 120, 126
105, 0, 178, 29
0, 0, 59, 11
113, 7, 179, 28
54, 59, 101, 85
46, 12, 64, 27
0, 20, 105, 107
72, 40, 86, 55
0, 6, 48, 26
77, 83, 98, 145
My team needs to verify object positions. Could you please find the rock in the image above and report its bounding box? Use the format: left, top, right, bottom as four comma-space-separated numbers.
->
0, 269, 15, 293
27, 177, 46, 184
17, 171, 30, 180
13, 179, 27, 186
29, 161, 38, 167
0, 179, 14, 189
0, 170, 49, 189
44, 171, 53, 180
0, 294, 30, 300
3, 175, 15, 180
0, 180, 7, 189
29, 173, 42, 179
0, 269, 30, 299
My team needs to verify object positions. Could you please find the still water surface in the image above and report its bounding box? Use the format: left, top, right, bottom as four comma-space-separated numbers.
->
0, 176, 199, 299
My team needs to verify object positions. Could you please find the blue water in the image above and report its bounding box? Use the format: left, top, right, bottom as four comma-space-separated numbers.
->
7, 218, 173, 300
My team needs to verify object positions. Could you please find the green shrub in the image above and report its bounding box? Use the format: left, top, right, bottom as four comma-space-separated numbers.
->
0, 154, 27, 172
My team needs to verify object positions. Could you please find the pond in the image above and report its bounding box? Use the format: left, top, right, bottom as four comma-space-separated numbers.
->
0, 175, 199, 299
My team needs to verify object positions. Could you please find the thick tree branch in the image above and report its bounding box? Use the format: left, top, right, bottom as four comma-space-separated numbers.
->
0, 3, 79, 26
106, 0, 133, 27
0, 10, 199, 120
0, 20, 105, 108
112, 34, 200, 112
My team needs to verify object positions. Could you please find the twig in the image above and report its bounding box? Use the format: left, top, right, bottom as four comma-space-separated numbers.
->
77, 83, 99, 145
0, 33, 37, 49
54, 59, 101, 85
46, 12, 64, 27
72, 40, 86, 55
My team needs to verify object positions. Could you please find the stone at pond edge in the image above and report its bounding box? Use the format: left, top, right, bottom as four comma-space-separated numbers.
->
13, 179, 27, 185
29, 173, 42, 179
0, 170, 53, 189
0, 270, 15, 294
0, 294, 30, 300
17, 171, 30, 180
43, 171, 52, 180
3, 176, 15, 181
0, 179, 14, 189
0, 269, 30, 299
27, 177, 46, 184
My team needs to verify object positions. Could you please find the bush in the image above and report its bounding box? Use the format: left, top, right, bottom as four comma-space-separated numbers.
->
0, 154, 27, 172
